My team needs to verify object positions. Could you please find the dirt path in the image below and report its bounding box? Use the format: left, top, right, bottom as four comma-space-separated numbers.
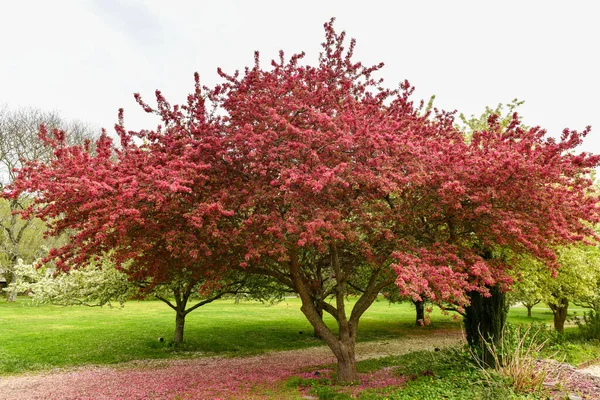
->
0, 330, 461, 400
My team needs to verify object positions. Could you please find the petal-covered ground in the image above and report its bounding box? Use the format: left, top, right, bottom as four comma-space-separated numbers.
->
0, 331, 460, 399
1, 330, 600, 399
544, 360, 600, 399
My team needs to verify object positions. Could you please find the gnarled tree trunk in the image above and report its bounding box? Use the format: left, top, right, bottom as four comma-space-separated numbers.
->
464, 285, 507, 367
288, 246, 394, 384
334, 341, 357, 383
299, 298, 359, 383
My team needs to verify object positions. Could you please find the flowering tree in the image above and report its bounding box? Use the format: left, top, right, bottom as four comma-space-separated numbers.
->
10, 258, 136, 307
6, 19, 599, 383
219, 21, 599, 380
4, 78, 248, 343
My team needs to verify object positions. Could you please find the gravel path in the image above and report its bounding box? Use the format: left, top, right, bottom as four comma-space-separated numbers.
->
581, 364, 600, 377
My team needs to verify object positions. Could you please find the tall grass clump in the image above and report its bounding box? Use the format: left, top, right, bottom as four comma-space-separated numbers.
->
471, 323, 552, 394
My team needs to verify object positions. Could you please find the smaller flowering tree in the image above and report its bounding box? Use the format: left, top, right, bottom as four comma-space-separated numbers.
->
4, 75, 244, 344
11, 258, 136, 307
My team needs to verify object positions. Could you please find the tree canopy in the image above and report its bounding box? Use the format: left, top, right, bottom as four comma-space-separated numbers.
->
5, 19, 599, 383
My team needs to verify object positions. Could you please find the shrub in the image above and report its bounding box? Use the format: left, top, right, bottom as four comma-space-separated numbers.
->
471, 323, 552, 394
575, 309, 600, 340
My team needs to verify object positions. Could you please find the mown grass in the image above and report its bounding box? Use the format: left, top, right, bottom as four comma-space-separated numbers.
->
0, 296, 456, 375
0, 296, 592, 376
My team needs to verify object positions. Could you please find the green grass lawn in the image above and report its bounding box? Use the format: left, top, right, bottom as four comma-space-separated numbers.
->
0, 296, 586, 376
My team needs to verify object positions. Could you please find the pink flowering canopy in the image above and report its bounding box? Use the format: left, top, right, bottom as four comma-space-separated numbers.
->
389, 113, 600, 306
9, 74, 236, 289
6, 17, 599, 383
211, 21, 600, 308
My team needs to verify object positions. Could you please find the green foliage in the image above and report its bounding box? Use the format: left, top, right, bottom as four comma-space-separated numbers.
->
511, 244, 600, 332
10, 258, 136, 307
457, 99, 527, 140
575, 309, 600, 340
508, 279, 542, 313
294, 348, 536, 399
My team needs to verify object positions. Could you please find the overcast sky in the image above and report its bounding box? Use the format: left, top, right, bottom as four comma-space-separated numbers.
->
1, 0, 598, 154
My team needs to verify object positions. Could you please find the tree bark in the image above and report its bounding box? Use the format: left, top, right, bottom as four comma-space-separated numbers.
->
5, 269, 17, 302
549, 298, 569, 333
313, 300, 324, 339
335, 341, 357, 383
413, 300, 425, 326
526, 305, 532, 318
464, 285, 507, 367
174, 311, 186, 344
286, 246, 394, 384
171, 285, 191, 345
290, 246, 362, 383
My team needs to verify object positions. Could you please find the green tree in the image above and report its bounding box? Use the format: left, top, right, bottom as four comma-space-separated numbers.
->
515, 244, 600, 332
509, 278, 542, 318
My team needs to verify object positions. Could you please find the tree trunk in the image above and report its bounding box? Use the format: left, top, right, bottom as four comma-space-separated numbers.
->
172, 287, 190, 345
299, 300, 359, 383
5, 270, 17, 302
335, 341, 357, 383
413, 300, 425, 326
526, 305, 532, 318
549, 298, 568, 333
286, 245, 394, 384
464, 285, 507, 367
291, 247, 361, 383
313, 300, 324, 339
173, 311, 186, 344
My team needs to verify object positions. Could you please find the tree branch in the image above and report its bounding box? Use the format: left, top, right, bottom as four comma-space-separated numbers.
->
154, 295, 177, 311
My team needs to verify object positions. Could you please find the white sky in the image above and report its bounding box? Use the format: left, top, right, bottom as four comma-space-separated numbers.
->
1, 0, 598, 155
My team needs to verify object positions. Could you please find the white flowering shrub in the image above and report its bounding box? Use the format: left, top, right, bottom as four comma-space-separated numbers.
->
10, 258, 137, 307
